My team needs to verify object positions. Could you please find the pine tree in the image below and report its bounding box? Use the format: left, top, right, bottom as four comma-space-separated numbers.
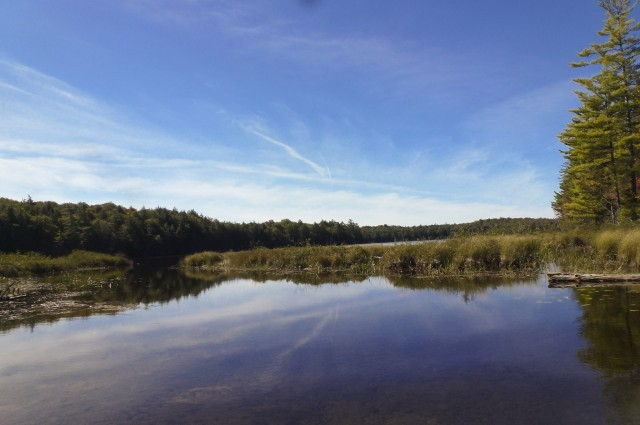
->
555, 0, 640, 223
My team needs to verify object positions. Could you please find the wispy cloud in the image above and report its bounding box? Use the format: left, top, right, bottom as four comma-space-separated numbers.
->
1, 151, 548, 225
245, 126, 331, 178
0, 57, 555, 224
0, 59, 179, 157
121, 1, 493, 104
156, 179, 549, 224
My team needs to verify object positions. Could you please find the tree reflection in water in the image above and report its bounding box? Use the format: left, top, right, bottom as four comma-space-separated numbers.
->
0, 266, 227, 333
2, 267, 532, 334
575, 286, 640, 424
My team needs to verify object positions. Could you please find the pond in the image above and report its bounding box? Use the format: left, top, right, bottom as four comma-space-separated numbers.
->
1, 267, 640, 424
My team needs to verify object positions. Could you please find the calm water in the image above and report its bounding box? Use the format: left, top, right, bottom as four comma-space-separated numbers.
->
1, 268, 640, 424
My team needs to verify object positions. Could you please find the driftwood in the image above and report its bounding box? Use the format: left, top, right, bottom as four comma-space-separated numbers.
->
0, 294, 27, 301
548, 273, 640, 288
0, 280, 27, 301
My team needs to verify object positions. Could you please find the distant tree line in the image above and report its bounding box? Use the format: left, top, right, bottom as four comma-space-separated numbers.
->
361, 218, 560, 242
0, 197, 559, 258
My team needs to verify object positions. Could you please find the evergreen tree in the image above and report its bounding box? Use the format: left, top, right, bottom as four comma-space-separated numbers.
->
555, 0, 640, 223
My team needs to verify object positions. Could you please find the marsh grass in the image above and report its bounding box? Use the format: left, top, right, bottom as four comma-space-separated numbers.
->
618, 230, 640, 268
543, 228, 640, 273
382, 236, 543, 275
182, 229, 640, 276
181, 251, 225, 269
594, 230, 622, 259
220, 245, 386, 274
184, 235, 547, 276
0, 250, 132, 277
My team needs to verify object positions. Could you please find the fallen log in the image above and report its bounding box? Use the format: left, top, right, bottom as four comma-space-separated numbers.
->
0, 294, 27, 301
548, 273, 640, 288
0, 281, 29, 301
0, 280, 16, 300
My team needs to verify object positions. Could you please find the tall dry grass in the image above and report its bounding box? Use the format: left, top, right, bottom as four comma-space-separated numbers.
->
181, 229, 640, 276
545, 228, 640, 272
222, 245, 385, 274
184, 235, 548, 276
181, 251, 225, 269
0, 250, 132, 277
617, 229, 640, 268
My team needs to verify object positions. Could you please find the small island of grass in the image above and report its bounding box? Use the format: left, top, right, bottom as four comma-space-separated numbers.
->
182, 229, 640, 278
0, 250, 132, 277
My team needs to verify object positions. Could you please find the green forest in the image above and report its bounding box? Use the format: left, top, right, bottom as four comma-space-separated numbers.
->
554, 0, 640, 224
0, 197, 557, 259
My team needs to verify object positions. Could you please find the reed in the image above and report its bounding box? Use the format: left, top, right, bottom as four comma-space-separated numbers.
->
593, 229, 623, 259
180, 251, 225, 269
545, 228, 640, 272
222, 245, 384, 273
185, 235, 546, 276
498, 235, 544, 269
181, 228, 640, 276
0, 250, 131, 277
618, 229, 640, 268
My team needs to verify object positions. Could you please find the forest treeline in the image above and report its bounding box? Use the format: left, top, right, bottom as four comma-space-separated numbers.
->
0, 197, 559, 258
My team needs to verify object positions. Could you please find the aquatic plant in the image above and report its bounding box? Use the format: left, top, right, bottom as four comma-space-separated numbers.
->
594, 230, 623, 259
185, 235, 548, 277
619, 230, 640, 267
180, 251, 225, 268
0, 250, 131, 277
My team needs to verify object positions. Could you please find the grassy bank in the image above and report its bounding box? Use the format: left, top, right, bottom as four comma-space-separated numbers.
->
182, 236, 546, 276
557, 228, 640, 272
182, 229, 640, 276
0, 250, 132, 277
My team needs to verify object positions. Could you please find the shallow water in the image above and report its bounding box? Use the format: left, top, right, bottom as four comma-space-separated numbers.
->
1, 269, 640, 424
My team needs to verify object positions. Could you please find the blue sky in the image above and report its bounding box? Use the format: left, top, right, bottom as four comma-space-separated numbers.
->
0, 0, 611, 225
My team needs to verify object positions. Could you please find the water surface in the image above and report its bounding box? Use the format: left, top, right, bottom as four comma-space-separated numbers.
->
1, 270, 639, 424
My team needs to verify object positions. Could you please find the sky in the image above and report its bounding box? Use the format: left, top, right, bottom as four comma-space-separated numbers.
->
0, 0, 616, 225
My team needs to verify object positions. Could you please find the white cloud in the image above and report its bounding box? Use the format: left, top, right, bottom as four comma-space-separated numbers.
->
0, 149, 548, 225
0, 57, 555, 225
0, 139, 126, 159
144, 179, 548, 225
245, 126, 331, 178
